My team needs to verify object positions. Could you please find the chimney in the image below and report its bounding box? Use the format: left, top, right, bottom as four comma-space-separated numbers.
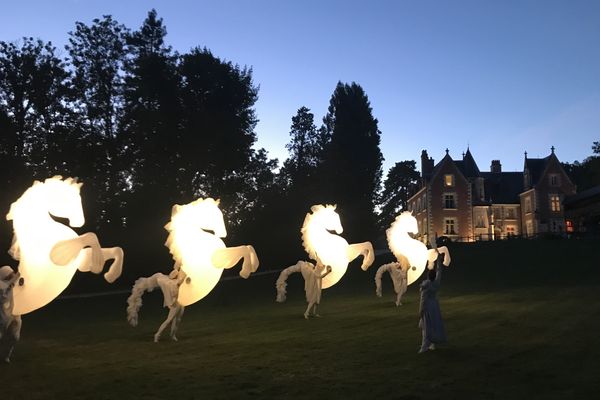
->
421, 150, 434, 180
491, 160, 502, 173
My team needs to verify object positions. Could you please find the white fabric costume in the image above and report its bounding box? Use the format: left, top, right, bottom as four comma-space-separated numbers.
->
375, 262, 408, 306
127, 267, 188, 342
303, 263, 332, 319
275, 261, 332, 319
153, 268, 187, 342
0, 266, 22, 363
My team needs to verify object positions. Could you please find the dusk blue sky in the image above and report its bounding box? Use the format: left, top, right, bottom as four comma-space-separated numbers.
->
2, 0, 599, 175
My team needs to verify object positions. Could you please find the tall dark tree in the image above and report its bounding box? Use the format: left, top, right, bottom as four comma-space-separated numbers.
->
66, 15, 128, 229
0, 38, 70, 178
563, 141, 600, 192
284, 107, 322, 181
178, 47, 259, 230
378, 160, 420, 230
320, 82, 383, 241
121, 9, 181, 234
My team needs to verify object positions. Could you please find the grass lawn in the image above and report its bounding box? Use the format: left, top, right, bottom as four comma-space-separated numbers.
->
2, 238, 599, 399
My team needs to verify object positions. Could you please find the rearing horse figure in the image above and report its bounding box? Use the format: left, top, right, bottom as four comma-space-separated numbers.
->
8, 176, 123, 316
276, 204, 375, 316
127, 198, 260, 342
375, 211, 450, 304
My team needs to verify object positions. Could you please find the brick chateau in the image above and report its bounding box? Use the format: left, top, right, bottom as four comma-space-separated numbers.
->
407, 147, 576, 242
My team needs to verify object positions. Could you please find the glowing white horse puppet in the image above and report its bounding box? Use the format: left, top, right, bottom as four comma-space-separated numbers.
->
375, 211, 450, 305
8, 176, 124, 316
127, 198, 260, 342
276, 204, 375, 318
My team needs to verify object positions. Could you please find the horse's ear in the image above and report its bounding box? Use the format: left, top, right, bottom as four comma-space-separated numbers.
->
171, 204, 180, 215
73, 177, 83, 189
333, 204, 337, 210
310, 205, 321, 213
215, 199, 220, 206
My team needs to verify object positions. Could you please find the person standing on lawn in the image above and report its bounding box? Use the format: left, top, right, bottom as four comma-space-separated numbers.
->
418, 251, 447, 353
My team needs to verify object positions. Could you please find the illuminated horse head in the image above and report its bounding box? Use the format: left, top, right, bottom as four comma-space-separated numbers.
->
7, 176, 123, 315
387, 211, 451, 285
164, 198, 259, 306
301, 204, 374, 289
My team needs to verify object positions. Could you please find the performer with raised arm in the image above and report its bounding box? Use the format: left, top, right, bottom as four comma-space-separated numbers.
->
418, 250, 447, 353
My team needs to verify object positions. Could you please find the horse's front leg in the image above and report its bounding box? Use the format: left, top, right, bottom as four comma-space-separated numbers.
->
211, 245, 260, 279
50, 232, 102, 271
347, 242, 375, 271
75, 247, 124, 282
426, 246, 451, 269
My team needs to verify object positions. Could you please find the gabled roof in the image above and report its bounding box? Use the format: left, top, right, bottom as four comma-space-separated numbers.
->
481, 171, 524, 204
430, 149, 478, 183
524, 156, 550, 186
430, 152, 463, 182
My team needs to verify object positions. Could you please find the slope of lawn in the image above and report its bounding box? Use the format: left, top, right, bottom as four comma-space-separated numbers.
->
2, 238, 599, 399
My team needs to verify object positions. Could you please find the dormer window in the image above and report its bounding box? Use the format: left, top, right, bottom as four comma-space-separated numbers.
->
444, 174, 455, 187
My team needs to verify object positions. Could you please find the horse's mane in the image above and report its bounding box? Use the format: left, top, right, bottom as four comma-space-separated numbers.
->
6, 176, 82, 261
301, 204, 337, 261
164, 198, 219, 266
386, 211, 414, 259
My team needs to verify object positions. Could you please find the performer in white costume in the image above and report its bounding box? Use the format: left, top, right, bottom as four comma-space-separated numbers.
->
153, 266, 188, 342
375, 256, 408, 306
0, 266, 22, 363
275, 204, 374, 318
303, 263, 332, 319
127, 198, 259, 342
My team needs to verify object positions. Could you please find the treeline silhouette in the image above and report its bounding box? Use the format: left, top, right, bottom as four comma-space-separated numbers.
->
0, 10, 418, 288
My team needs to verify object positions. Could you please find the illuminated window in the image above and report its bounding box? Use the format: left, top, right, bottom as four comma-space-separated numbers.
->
550, 195, 561, 212
566, 220, 574, 233
444, 174, 455, 187
444, 218, 456, 235
506, 226, 516, 236
444, 194, 456, 209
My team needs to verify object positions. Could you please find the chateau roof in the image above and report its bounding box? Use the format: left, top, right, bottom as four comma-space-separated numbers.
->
481, 171, 524, 204
455, 148, 481, 178
524, 156, 550, 186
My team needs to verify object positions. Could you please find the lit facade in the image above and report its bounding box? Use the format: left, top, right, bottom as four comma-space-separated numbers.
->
407, 147, 576, 242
